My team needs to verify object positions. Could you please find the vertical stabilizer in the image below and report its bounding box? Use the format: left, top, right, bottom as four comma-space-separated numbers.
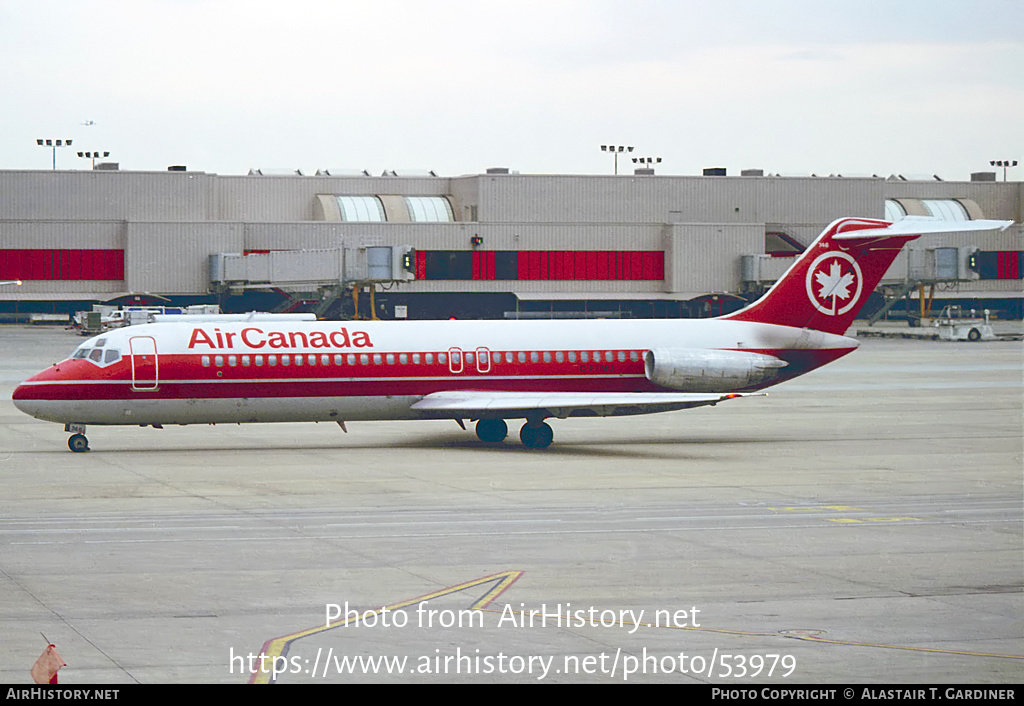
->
724, 217, 1013, 335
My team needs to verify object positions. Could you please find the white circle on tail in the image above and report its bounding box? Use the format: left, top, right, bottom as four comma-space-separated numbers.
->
805, 251, 863, 316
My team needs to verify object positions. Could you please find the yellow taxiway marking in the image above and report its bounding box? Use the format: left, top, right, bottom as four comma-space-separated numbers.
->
249, 569, 522, 684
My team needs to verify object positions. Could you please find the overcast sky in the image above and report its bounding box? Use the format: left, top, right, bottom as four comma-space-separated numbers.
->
2, 0, 1021, 179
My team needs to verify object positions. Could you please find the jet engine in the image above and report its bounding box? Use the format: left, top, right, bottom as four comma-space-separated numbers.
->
644, 348, 787, 392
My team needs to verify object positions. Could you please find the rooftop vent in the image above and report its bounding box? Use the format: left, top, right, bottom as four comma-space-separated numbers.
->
381, 169, 438, 177
702, 167, 726, 176
167, 165, 187, 172
971, 172, 997, 182
740, 169, 763, 177
248, 168, 304, 176
315, 168, 371, 176
486, 167, 510, 174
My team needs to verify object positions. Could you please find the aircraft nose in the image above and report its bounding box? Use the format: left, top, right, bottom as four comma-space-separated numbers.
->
12, 381, 37, 416
12, 367, 54, 418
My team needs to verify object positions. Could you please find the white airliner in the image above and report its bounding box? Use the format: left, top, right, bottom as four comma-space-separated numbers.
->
12, 217, 1012, 452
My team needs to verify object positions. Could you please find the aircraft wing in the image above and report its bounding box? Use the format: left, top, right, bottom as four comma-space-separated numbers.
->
410, 390, 763, 419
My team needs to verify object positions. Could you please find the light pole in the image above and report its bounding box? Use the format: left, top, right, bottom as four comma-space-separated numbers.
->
601, 145, 633, 175
77, 151, 111, 169
632, 156, 662, 174
36, 139, 73, 170
990, 160, 1018, 181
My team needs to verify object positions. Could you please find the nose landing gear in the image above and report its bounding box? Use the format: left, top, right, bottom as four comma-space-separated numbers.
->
68, 433, 90, 453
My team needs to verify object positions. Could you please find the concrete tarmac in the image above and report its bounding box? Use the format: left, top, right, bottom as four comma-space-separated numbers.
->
0, 325, 1020, 684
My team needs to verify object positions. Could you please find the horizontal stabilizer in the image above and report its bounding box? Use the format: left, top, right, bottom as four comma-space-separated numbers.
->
832, 217, 1013, 240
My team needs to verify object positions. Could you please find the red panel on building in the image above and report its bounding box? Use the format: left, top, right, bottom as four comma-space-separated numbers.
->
652, 251, 665, 280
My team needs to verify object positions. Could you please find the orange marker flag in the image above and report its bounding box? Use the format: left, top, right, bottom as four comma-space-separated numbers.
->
31, 644, 65, 684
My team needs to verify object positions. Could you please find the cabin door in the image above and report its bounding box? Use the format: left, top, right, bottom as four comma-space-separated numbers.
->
129, 336, 159, 390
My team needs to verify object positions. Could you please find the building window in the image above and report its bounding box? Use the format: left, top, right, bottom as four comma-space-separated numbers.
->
884, 199, 907, 222
405, 196, 454, 222
922, 199, 970, 221
337, 196, 385, 222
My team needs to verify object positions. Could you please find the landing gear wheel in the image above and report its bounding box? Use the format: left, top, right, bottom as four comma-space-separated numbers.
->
68, 434, 90, 453
475, 418, 508, 443
967, 328, 981, 342
520, 422, 554, 449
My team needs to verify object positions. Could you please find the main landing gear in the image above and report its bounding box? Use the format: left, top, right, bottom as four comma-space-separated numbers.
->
473, 418, 554, 448
519, 421, 553, 449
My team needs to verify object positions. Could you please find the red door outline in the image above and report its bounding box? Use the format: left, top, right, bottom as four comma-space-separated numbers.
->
129, 336, 159, 390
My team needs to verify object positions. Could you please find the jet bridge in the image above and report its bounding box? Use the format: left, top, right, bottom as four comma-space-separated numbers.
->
209, 246, 415, 319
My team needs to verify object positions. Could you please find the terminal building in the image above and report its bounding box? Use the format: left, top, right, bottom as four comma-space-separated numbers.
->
0, 166, 1020, 321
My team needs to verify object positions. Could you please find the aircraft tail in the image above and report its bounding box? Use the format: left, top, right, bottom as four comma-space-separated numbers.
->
724, 216, 1013, 335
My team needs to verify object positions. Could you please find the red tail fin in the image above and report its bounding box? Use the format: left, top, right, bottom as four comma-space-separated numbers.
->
725, 217, 1012, 335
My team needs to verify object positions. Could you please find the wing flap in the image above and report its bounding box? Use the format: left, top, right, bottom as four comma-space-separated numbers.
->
411, 390, 763, 419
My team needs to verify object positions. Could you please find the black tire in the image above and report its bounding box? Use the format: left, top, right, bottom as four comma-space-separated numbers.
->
475, 418, 508, 443
967, 328, 981, 342
68, 434, 89, 453
520, 422, 553, 449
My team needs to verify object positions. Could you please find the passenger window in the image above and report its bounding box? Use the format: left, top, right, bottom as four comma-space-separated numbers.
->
242, 355, 250, 366
517, 352, 526, 363
581, 352, 589, 362
465, 352, 474, 364
269, 355, 277, 366
412, 353, 421, 364
215, 355, 224, 367
400, 353, 408, 365
294, 355, 303, 366
282, 355, 291, 366
617, 351, 626, 362
373, 354, 382, 365
438, 353, 447, 364
255, 355, 264, 366
360, 354, 369, 365
309, 355, 316, 366
530, 352, 539, 363
347, 354, 356, 365
505, 352, 513, 363
202, 355, 210, 367
568, 351, 577, 363
492, 352, 500, 363
630, 351, 639, 362
386, 354, 395, 365
555, 351, 564, 363
228, 355, 237, 366
425, 353, 434, 364
333, 355, 341, 366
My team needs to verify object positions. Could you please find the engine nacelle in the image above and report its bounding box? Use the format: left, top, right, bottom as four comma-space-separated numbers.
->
644, 348, 787, 392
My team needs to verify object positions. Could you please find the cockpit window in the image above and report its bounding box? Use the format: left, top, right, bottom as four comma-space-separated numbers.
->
73, 343, 122, 367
